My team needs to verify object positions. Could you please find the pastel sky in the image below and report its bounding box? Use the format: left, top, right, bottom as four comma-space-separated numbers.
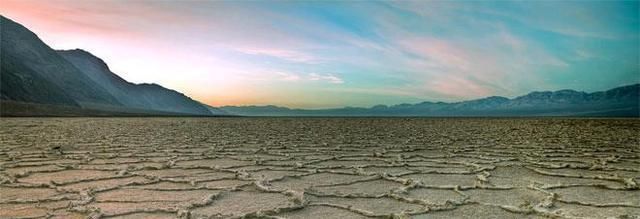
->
1, 1, 639, 108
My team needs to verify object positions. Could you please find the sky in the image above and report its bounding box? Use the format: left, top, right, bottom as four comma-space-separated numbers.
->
1, 0, 639, 108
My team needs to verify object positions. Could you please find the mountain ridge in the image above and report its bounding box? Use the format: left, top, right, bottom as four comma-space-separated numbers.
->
58, 49, 213, 115
220, 84, 640, 117
0, 15, 121, 108
0, 15, 223, 116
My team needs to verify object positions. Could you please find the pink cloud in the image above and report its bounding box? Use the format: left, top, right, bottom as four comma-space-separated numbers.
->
395, 37, 500, 97
401, 37, 474, 71
427, 76, 493, 98
393, 30, 568, 99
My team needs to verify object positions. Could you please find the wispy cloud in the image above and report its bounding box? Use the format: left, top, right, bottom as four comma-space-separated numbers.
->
309, 73, 344, 84
239, 70, 344, 84
234, 47, 319, 64
274, 71, 302, 82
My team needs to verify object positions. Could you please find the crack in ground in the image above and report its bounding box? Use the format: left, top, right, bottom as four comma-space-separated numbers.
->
0, 118, 638, 218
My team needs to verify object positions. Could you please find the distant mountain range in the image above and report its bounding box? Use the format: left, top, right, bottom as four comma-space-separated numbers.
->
222, 84, 639, 117
1, 15, 638, 117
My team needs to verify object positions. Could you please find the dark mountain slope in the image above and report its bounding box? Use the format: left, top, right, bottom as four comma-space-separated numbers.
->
58, 49, 212, 115
1, 15, 220, 116
0, 16, 121, 107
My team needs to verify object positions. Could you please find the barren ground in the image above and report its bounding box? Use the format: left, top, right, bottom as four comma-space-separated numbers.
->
0, 118, 639, 219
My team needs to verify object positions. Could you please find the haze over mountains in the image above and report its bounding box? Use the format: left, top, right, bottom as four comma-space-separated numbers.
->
1, 15, 638, 117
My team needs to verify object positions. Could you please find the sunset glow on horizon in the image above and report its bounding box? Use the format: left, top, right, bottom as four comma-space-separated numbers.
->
1, 0, 638, 108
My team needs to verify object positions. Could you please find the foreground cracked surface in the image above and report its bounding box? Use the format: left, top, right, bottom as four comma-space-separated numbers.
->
0, 118, 638, 218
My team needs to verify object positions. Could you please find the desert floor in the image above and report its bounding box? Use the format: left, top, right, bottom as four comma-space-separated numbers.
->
0, 118, 638, 219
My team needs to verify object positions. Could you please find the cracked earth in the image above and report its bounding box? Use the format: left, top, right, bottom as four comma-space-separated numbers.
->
0, 118, 639, 219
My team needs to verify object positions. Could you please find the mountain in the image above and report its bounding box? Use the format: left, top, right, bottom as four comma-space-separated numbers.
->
0, 16, 120, 108
221, 84, 640, 117
57, 49, 212, 115
0, 15, 223, 116
205, 105, 230, 116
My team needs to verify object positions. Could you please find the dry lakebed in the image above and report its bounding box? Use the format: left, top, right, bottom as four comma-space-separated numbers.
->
0, 118, 638, 218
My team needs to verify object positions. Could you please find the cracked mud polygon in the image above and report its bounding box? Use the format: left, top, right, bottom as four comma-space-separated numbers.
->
1, 118, 638, 218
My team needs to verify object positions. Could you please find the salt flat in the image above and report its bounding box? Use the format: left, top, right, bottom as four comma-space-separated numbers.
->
0, 118, 638, 219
